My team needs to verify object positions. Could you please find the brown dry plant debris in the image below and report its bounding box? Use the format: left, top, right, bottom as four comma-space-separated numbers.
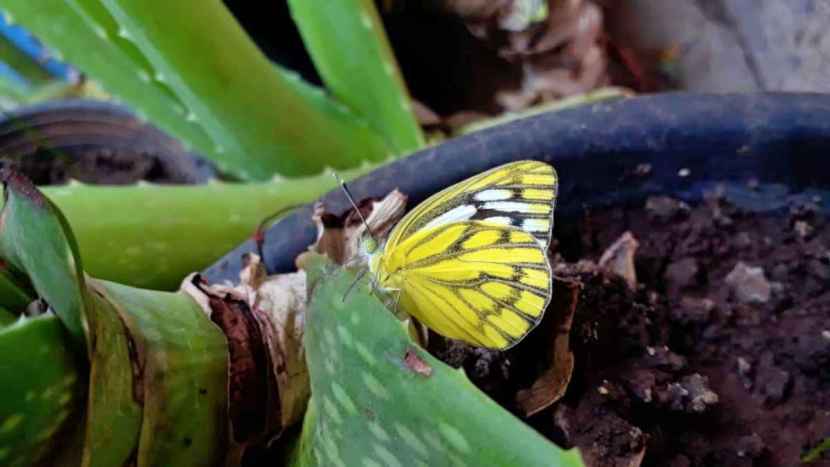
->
514, 276, 579, 416
182, 191, 410, 456
443, 0, 609, 110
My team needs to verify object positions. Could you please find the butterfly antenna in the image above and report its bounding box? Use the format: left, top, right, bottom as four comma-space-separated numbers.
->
333, 172, 377, 244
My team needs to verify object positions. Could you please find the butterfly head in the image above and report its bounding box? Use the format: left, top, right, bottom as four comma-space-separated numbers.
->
358, 233, 390, 282
361, 235, 379, 255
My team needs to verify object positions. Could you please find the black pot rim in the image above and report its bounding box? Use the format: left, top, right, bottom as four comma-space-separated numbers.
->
204, 92, 830, 283
0, 99, 215, 184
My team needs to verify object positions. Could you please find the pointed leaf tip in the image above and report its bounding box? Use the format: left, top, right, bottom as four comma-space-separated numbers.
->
0, 168, 46, 208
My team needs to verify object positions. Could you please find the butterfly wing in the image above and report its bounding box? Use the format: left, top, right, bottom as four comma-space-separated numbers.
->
385, 160, 558, 251
380, 221, 552, 349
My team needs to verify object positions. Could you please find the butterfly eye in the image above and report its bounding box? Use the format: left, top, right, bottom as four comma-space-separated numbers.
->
363, 236, 378, 254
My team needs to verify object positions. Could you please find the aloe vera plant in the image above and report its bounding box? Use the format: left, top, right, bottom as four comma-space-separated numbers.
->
0, 169, 585, 465
0, 0, 423, 180
0, 0, 428, 290
0, 171, 231, 466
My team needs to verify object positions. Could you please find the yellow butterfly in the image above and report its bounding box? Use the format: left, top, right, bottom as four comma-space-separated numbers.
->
362, 160, 557, 350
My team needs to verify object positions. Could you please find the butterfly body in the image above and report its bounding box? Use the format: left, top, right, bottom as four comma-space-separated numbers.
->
365, 161, 558, 349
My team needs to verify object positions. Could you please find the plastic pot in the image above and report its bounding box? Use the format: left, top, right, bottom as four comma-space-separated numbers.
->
0, 99, 214, 185
204, 92, 830, 282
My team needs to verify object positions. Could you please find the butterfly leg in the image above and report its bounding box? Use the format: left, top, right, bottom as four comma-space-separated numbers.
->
383, 287, 408, 319
342, 266, 369, 302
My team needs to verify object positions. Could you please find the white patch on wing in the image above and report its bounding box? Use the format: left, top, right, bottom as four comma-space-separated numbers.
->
473, 189, 512, 202
522, 218, 549, 232
422, 204, 477, 230
482, 201, 532, 213
482, 216, 513, 227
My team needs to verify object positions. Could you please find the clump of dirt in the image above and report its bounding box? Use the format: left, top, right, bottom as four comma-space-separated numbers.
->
432, 191, 830, 466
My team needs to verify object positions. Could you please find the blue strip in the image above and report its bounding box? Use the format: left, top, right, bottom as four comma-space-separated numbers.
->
0, 14, 78, 82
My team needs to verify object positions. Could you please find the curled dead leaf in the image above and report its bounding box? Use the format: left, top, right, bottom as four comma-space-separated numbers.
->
598, 231, 640, 290
514, 276, 579, 416
182, 191, 409, 454
300, 190, 407, 267
183, 257, 308, 451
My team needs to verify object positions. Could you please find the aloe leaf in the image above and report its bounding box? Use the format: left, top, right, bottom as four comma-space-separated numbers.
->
0, 172, 231, 466
30, 161, 378, 290
0, 270, 34, 311
92, 280, 229, 467
0, 34, 54, 87
80, 287, 143, 467
294, 256, 584, 466
0, 307, 14, 325
0, 171, 89, 349
0, 2, 214, 171
0, 314, 85, 467
288, 0, 424, 154
1, 1, 391, 179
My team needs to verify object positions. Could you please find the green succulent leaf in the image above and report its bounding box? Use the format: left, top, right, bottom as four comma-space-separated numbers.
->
0, 271, 34, 311
0, 171, 90, 350
34, 165, 375, 290
289, 0, 424, 154
0, 172, 231, 466
89, 280, 229, 467
0, 314, 85, 467
294, 255, 584, 467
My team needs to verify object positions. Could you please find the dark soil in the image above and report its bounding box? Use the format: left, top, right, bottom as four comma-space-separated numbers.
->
432, 192, 830, 466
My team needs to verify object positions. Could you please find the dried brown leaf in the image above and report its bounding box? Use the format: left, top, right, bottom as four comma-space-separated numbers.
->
182, 191, 410, 450
404, 347, 434, 377
598, 231, 640, 290
302, 191, 407, 267
514, 277, 579, 416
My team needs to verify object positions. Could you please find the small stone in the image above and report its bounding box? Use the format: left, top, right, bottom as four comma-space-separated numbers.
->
725, 262, 771, 304
644, 345, 687, 371
762, 369, 791, 405
662, 373, 719, 413
822, 330, 830, 341
623, 370, 656, 404
770, 263, 790, 281
737, 357, 752, 375
646, 196, 690, 221
674, 297, 715, 324
758, 355, 792, 406
737, 357, 753, 389
794, 220, 814, 239
734, 231, 752, 249
666, 258, 699, 291
681, 374, 719, 412
736, 433, 764, 458
635, 163, 652, 176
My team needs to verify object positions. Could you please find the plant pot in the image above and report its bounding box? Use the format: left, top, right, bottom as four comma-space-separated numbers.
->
202, 91, 830, 466
0, 99, 214, 184
204, 92, 830, 281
